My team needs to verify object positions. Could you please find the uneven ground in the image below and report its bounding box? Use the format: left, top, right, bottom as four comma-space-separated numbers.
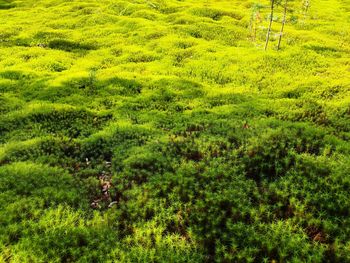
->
0, 0, 350, 262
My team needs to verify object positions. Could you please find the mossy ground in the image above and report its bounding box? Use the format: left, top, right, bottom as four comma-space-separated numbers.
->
0, 0, 350, 262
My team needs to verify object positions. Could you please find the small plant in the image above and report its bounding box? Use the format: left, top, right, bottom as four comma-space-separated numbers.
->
250, 3, 264, 41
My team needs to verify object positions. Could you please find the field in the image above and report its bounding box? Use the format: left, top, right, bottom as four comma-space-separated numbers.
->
1, 0, 350, 262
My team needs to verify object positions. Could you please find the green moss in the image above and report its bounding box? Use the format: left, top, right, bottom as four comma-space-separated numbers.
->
0, 0, 350, 261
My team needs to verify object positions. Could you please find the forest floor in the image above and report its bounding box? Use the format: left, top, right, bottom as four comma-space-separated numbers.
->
1, 0, 350, 262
